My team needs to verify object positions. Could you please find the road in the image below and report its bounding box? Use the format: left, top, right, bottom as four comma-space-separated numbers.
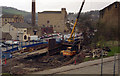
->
32, 56, 120, 74
58, 60, 118, 74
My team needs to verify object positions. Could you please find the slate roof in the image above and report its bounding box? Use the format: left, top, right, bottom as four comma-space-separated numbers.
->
9, 23, 32, 28
2, 32, 12, 40
38, 11, 61, 14
2, 14, 23, 18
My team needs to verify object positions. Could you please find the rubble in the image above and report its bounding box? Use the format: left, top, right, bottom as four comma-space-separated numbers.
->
2, 39, 111, 74
2, 50, 85, 74
84, 47, 110, 58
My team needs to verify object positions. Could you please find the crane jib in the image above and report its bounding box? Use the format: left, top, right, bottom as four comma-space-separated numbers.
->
77, 0, 85, 19
68, 0, 85, 42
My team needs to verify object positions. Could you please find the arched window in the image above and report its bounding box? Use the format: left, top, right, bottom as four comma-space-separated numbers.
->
24, 35, 27, 40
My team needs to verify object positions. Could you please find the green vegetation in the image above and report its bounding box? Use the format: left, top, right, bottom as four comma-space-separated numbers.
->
2, 6, 29, 16
84, 46, 120, 62
108, 46, 120, 56
2, 73, 11, 76
97, 40, 120, 56
2, 6, 39, 22
84, 41, 120, 62
84, 57, 99, 62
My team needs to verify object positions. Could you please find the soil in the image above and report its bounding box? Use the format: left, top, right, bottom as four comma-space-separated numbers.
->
2, 51, 85, 74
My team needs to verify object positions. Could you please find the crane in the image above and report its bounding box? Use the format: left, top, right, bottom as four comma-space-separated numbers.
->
60, 0, 85, 56
68, 0, 85, 42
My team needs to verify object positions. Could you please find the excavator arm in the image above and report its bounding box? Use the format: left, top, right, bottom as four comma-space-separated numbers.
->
68, 0, 85, 42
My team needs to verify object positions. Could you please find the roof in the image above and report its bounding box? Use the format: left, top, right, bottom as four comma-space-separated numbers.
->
100, 1, 120, 12
38, 11, 61, 14
2, 32, 12, 40
9, 23, 32, 28
2, 14, 23, 18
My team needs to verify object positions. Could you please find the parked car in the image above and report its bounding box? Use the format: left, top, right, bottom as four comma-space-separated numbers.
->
4, 40, 13, 46
13, 40, 19, 45
4, 40, 19, 45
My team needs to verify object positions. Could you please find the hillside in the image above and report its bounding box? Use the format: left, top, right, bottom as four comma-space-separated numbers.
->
67, 10, 99, 22
67, 10, 100, 31
2, 6, 30, 16
2, 6, 34, 23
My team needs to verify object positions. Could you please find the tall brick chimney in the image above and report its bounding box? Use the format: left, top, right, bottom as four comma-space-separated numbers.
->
32, 0, 36, 26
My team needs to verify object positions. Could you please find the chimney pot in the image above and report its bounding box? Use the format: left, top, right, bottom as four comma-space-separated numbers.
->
32, 0, 35, 2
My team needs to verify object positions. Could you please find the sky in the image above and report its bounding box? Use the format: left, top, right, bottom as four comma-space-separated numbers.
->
0, 0, 120, 13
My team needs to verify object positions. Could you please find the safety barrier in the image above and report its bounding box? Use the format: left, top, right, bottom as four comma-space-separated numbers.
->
2, 41, 60, 59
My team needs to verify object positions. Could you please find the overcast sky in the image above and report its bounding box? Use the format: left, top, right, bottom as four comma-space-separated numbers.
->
0, 0, 120, 13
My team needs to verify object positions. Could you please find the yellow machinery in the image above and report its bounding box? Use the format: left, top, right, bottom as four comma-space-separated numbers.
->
61, 47, 76, 56
61, 0, 85, 56
68, 0, 85, 42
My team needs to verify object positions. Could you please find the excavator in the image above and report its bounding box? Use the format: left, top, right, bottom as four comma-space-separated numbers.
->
60, 0, 85, 56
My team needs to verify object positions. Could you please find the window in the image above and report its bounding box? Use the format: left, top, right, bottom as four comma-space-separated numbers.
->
108, 7, 110, 11
5, 19, 7, 21
64, 30, 66, 32
24, 35, 27, 40
34, 31, 37, 35
47, 20, 50, 24
43, 25, 45, 27
115, 3, 117, 8
50, 25, 53, 27
24, 30, 27, 32
58, 26, 60, 27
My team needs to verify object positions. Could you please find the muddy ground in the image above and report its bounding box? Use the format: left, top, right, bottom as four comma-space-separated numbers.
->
2, 51, 85, 74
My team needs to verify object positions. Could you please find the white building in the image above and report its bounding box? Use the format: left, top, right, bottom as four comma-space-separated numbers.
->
2, 23, 32, 41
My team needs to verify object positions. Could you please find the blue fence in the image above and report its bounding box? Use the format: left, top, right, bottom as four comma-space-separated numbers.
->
2, 52, 12, 59
2, 41, 61, 59
4, 42, 48, 53
4, 47, 18, 53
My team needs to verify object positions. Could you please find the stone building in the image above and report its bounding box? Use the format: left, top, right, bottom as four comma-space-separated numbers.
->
2, 23, 32, 41
27, 25, 42, 37
38, 8, 69, 33
2, 14, 24, 25
99, 1, 120, 40
99, 1, 120, 27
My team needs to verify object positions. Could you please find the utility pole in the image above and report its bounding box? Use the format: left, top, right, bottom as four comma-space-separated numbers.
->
101, 48, 103, 76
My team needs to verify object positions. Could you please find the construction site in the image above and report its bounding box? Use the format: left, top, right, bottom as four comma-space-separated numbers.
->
2, 43, 84, 74
1, 0, 120, 75
2, 36, 113, 74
